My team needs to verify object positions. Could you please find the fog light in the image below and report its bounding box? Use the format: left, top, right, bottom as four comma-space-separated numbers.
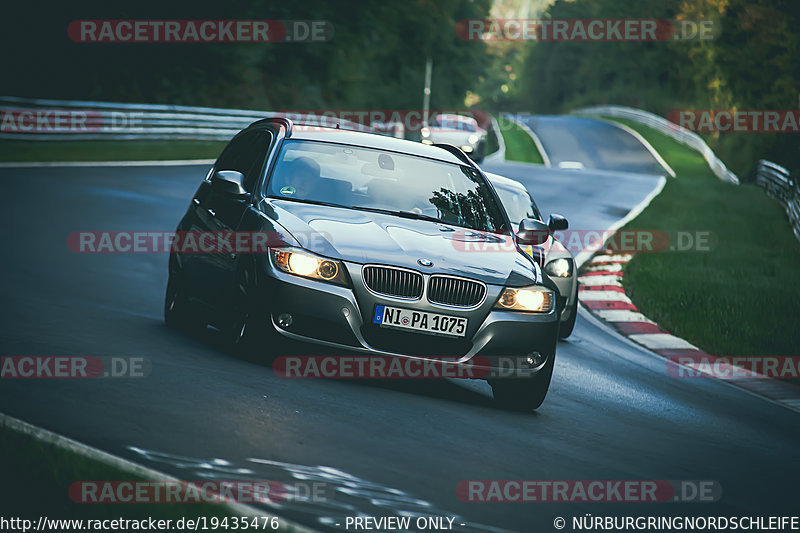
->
277, 313, 293, 328
545, 257, 573, 278
525, 352, 543, 367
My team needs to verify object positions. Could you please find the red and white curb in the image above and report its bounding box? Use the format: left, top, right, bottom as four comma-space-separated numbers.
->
578, 251, 800, 413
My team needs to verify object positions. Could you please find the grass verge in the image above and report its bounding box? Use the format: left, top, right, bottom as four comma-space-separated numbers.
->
0, 140, 227, 162
494, 116, 545, 165
0, 424, 232, 521
602, 117, 800, 357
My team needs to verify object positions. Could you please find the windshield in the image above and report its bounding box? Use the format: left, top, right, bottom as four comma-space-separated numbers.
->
492, 183, 541, 227
267, 140, 507, 233
431, 116, 476, 132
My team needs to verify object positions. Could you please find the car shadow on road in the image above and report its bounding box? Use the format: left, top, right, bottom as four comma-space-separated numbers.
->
162, 323, 543, 415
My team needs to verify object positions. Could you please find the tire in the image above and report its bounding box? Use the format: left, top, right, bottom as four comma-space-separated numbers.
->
164, 275, 201, 332
227, 304, 262, 357
559, 284, 579, 339
490, 352, 555, 411
472, 142, 486, 163
226, 271, 283, 359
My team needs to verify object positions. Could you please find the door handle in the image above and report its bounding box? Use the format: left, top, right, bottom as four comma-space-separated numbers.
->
207, 208, 216, 217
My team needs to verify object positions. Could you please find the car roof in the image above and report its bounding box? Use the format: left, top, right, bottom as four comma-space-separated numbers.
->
485, 172, 529, 192
277, 126, 466, 165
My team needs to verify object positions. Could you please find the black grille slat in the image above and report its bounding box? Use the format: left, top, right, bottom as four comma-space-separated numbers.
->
428, 276, 486, 307
363, 266, 423, 299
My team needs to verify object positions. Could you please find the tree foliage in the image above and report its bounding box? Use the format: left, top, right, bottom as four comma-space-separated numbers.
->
519, 0, 800, 175
2, 0, 492, 110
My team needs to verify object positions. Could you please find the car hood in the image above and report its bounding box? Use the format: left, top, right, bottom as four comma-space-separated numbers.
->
265, 199, 539, 287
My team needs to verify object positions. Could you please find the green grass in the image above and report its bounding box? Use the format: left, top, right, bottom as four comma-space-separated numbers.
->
602, 117, 800, 357
495, 116, 545, 165
0, 424, 232, 521
0, 140, 227, 162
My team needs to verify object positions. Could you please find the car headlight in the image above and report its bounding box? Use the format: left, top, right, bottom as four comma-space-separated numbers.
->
545, 257, 573, 278
270, 248, 349, 286
421, 127, 430, 137
494, 286, 554, 313
468, 134, 479, 144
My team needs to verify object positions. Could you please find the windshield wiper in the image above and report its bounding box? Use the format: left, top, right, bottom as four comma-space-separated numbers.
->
273, 198, 454, 226
347, 205, 446, 225
271, 197, 346, 209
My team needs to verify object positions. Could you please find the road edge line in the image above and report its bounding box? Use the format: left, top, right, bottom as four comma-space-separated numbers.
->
577, 252, 800, 415
504, 114, 551, 167
574, 175, 667, 269
575, 305, 800, 414
0, 412, 320, 532
596, 118, 677, 178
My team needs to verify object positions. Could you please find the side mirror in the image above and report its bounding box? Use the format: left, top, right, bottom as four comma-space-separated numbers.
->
548, 213, 568, 231
211, 170, 248, 197
517, 218, 550, 245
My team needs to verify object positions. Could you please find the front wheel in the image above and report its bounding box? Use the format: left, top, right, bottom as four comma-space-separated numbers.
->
490, 352, 555, 411
471, 141, 486, 163
164, 276, 201, 332
559, 284, 579, 339
226, 274, 286, 360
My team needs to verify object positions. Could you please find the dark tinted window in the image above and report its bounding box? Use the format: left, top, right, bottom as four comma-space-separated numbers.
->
215, 130, 272, 192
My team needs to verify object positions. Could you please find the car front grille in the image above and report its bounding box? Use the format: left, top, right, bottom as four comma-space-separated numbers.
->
427, 275, 486, 307
362, 266, 423, 299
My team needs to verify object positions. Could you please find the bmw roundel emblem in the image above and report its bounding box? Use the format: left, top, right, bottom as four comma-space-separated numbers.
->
417, 258, 433, 267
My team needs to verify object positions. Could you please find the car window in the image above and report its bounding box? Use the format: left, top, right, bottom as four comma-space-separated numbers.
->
434, 118, 475, 132
493, 183, 542, 226
215, 129, 272, 192
267, 140, 508, 233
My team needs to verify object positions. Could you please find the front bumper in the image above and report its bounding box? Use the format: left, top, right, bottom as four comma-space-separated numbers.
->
258, 260, 559, 377
551, 273, 578, 322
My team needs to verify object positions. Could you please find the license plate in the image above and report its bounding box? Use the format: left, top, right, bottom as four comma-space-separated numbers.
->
373, 305, 467, 337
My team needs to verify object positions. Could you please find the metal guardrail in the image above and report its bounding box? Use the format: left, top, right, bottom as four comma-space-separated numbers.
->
0, 96, 375, 141
756, 160, 800, 243
573, 105, 739, 184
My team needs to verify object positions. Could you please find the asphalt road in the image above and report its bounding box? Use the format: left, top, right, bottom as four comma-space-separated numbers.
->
1, 121, 799, 532
517, 115, 667, 175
